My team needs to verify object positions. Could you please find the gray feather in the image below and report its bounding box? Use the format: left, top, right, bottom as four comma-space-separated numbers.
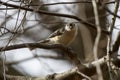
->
49, 27, 65, 38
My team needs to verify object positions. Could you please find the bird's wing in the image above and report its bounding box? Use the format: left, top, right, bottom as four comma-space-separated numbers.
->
48, 27, 65, 38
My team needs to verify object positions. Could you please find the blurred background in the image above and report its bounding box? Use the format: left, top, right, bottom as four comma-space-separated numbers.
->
0, 0, 120, 79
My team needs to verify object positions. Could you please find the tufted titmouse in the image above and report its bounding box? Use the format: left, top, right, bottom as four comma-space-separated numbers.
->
30, 23, 78, 50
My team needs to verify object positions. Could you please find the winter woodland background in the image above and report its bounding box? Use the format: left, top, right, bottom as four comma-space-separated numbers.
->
0, 0, 120, 80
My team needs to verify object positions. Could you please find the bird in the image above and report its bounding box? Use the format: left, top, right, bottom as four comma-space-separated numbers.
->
30, 23, 78, 50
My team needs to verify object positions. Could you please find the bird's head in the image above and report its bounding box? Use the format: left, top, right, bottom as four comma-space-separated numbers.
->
65, 23, 76, 31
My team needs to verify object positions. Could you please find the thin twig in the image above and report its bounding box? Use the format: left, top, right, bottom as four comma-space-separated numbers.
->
5, 56, 109, 80
0, 1, 109, 35
104, 7, 120, 18
40, 1, 91, 6
92, 0, 103, 80
26, 1, 115, 7
2, 5, 8, 80
106, 0, 119, 80
76, 71, 92, 80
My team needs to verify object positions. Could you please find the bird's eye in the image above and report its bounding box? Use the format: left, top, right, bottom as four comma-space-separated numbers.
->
70, 23, 75, 26
69, 23, 75, 29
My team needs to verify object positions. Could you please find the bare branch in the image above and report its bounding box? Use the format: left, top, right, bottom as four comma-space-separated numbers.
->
4, 56, 109, 80
0, 43, 81, 66
104, 7, 120, 18
92, 0, 103, 80
27, 1, 115, 7
0, 1, 109, 35
40, 1, 91, 7
106, 1, 119, 79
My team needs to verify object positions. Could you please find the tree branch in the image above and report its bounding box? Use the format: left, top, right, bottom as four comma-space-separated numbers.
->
0, 43, 81, 66
4, 56, 108, 80
0, 1, 109, 35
